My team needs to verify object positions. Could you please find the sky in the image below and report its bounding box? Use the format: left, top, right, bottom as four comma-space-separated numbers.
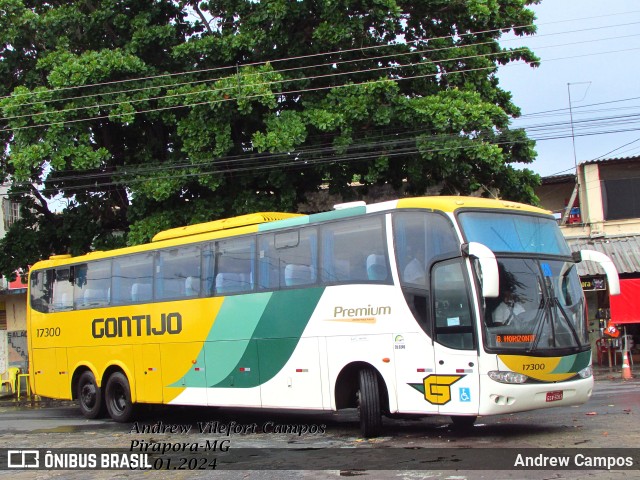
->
497, 0, 640, 178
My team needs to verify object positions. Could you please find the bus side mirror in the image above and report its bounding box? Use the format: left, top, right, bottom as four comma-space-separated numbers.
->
462, 242, 499, 298
577, 249, 620, 295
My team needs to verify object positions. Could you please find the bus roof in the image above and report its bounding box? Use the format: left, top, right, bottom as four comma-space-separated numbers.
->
32, 196, 550, 268
396, 196, 550, 215
151, 212, 303, 242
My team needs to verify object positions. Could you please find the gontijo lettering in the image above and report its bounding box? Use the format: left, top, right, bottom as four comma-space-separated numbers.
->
92, 313, 182, 338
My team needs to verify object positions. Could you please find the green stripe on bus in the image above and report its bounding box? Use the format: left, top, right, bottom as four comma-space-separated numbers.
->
258, 216, 309, 231
551, 350, 591, 374
170, 293, 272, 388
257, 206, 367, 232
208, 293, 272, 341
309, 206, 366, 223
209, 287, 324, 388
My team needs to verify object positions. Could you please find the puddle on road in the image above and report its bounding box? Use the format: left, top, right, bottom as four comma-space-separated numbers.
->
31, 423, 117, 434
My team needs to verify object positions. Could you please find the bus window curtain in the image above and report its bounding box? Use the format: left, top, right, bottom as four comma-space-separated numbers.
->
249, 241, 256, 289
155, 254, 164, 299
322, 231, 335, 282
394, 216, 408, 277
310, 232, 318, 282
258, 236, 271, 289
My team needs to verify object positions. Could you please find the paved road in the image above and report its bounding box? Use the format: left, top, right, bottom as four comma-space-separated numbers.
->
0, 377, 639, 479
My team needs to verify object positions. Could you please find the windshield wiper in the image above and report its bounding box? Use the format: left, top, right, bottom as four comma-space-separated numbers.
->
553, 297, 582, 349
528, 276, 582, 352
527, 297, 549, 353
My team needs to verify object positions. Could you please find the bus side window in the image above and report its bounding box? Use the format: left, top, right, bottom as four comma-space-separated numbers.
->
51, 268, 74, 312
30, 269, 53, 313
74, 260, 111, 309
259, 227, 317, 290
320, 216, 387, 284
215, 236, 255, 295
112, 252, 154, 305
155, 245, 201, 300
393, 212, 459, 288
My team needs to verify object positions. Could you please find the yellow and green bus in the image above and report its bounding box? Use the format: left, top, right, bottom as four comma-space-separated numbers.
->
27, 196, 619, 437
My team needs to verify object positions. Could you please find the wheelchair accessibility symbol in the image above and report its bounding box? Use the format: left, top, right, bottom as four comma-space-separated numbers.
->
459, 387, 471, 402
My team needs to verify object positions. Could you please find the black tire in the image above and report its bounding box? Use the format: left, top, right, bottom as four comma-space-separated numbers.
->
105, 372, 135, 423
450, 415, 477, 428
77, 370, 105, 419
358, 368, 382, 438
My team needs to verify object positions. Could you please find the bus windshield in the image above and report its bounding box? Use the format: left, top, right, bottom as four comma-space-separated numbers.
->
482, 258, 588, 352
458, 211, 571, 256
458, 211, 587, 353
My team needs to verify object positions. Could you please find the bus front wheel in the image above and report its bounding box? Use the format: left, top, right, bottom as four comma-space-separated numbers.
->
77, 370, 104, 419
105, 372, 135, 423
357, 368, 382, 438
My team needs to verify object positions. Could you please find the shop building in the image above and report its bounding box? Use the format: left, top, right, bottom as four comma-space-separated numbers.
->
537, 156, 640, 365
0, 183, 29, 390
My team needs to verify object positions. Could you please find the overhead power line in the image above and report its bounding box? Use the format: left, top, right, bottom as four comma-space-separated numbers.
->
1, 6, 637, 105
6, 27, 640, 125
5, 105, 640, 199
3, 9, 640, 198
4, 42, 640, 135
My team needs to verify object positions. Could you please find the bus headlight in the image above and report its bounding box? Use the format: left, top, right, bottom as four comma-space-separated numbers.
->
578, 365, 593, 379
488, 370, 528, 384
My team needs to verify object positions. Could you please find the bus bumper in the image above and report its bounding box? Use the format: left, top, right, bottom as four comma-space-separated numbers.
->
478, 374, 594, 416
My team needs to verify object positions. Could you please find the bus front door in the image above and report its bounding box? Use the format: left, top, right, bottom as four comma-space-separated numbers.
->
432, 343, 479, 417
431, 259, 480, 417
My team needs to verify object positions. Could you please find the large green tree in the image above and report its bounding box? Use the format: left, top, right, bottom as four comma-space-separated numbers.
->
0, 0, 541, 276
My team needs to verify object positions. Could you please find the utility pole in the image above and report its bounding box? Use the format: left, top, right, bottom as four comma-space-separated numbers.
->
561, 82, 591, 226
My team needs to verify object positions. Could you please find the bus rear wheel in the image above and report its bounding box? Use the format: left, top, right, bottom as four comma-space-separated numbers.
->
357, 368, 382, 438
105, 372, 135, 423
77, 371, 104, 419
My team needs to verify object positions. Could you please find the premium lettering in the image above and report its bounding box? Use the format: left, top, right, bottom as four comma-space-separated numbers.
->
92, 312, 182, 338
333, 305, 391, 317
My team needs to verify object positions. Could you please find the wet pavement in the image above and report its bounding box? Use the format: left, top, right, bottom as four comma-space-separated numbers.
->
0, 365, 638, 479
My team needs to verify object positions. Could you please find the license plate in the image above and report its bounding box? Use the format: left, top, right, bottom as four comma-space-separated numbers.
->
546, 390, 563, 402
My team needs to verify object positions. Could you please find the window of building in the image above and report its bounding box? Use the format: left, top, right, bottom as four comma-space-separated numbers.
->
2, 199, 21, 230
602, 178, 640, 220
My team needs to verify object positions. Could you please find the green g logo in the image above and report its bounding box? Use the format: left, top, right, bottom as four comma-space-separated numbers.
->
409, 374, 464, 405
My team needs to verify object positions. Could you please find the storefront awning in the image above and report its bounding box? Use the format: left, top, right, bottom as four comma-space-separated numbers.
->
610, 278, 640, 324
566, 235, 640, 276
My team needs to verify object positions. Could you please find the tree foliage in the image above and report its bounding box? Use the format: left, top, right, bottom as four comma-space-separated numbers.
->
0, 0, 542, 275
